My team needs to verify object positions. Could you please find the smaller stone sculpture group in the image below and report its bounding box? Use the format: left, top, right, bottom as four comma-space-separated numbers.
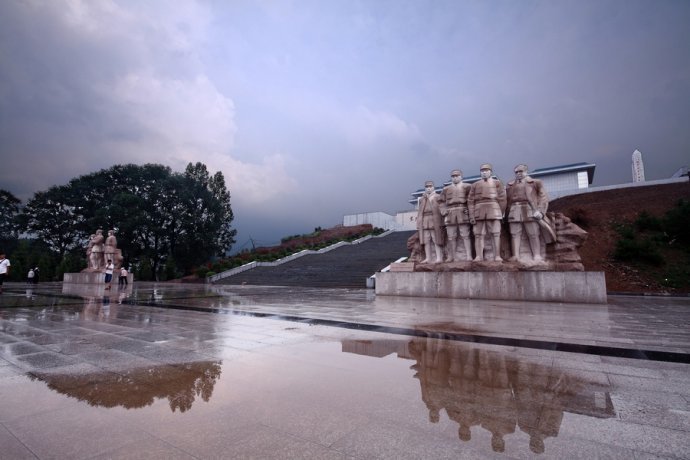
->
415, 163, 557, 265
85, 229, 123, 271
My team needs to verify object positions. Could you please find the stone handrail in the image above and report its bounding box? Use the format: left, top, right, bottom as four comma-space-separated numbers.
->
207, 230, 395, 283
365, 256, 408, 289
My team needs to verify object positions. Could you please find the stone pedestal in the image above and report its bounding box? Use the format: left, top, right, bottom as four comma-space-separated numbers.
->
63, 272, 134, 284
375, 271, 607, 304
389, 262, 416, 272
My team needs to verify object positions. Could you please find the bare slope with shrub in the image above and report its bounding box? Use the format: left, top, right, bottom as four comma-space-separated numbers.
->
550, 182, 689, 293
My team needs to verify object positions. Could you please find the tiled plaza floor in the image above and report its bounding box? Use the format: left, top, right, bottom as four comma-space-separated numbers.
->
0, 282, 688, 459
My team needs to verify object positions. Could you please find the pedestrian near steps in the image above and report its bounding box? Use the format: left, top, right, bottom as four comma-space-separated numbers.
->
0, 252, 10, 294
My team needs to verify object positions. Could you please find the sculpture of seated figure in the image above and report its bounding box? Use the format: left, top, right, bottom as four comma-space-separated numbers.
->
506, 164, 549, 262
468, 164, 506, 262
416, 181, 445, 263
439, 169, 472, 261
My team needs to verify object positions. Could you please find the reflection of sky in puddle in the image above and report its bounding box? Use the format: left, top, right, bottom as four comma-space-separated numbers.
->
342, 338, 615, 454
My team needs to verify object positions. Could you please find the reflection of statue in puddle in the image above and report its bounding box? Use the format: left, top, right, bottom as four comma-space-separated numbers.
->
29, 361, 222, 413
61, 284, 134, 317
342, 338, 614, 454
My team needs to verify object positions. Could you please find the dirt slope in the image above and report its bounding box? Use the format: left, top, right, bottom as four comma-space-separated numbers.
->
549, 181, 689, 293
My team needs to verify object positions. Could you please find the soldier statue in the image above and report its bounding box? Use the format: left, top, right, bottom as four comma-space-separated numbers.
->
416, 180, 445, 263
468, 164, 506, 262
439, 169, 473, 261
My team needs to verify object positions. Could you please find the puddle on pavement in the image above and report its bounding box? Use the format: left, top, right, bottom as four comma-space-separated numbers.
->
342, 337, 615, 454
22, 334, 614, 455
29, 361, 222, 412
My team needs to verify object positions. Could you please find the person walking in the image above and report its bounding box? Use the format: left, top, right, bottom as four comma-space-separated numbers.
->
27, 268, 35, 284
0, 252, 10, 294
104, 259, 115, 290
118, 266, 128, 287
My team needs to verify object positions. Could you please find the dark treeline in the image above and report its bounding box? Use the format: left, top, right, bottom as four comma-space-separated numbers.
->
0, 162, 236, 282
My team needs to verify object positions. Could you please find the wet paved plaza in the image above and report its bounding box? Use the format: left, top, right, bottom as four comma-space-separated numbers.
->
0, 282, 689, 459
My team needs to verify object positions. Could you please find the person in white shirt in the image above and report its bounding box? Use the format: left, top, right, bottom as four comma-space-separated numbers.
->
0, 252, 10, 294
104, 259, 115, 290
118, 266, 129, 287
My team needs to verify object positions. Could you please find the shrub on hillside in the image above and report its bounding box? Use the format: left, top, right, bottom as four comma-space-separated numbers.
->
635, 211, 662, 232
612, 201, 690, 267
664, 199, 690, 246
613, 234, 664, 266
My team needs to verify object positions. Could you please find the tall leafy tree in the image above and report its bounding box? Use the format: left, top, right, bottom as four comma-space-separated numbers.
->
184, 162, 210, 188
209, 171, 237, 256
22, 185, 84, 258
0, 189, 22, 252
21, 163, 236, 280
185, 163, 236, 256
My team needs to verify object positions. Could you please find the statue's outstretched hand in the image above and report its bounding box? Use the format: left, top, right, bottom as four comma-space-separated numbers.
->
533, 211, 544, 220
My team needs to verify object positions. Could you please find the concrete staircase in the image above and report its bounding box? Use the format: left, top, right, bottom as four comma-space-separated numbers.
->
216, 230, 414, 288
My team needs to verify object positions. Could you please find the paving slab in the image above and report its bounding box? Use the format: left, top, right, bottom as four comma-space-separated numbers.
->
0, 282, 688, 459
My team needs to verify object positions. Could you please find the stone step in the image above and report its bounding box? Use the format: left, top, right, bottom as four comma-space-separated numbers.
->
217, 230, 414, 288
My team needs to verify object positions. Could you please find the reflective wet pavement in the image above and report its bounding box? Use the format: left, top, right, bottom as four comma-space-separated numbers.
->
0, 283, 688, 459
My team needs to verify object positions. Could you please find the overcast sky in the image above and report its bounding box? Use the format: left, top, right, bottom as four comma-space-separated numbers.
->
1, 0, 689, 250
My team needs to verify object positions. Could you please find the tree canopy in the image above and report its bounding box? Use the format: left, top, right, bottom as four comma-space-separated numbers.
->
19, 162, 235, 280
0, 189, 21, 242
0, 189, 22, 256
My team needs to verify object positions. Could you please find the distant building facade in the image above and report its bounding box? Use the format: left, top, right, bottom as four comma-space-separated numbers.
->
344, 162, 596, 231
632, 149, 645, 182
409, 162, 596, 205
342, 160, 690, 231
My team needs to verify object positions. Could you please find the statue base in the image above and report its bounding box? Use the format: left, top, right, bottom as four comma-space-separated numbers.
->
63, 273, 134, 284
375, 271, 607, 304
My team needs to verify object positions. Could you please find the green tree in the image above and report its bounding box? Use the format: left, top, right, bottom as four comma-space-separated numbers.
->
22, 186, 84, 258
0, 189, 22, 253
4, 239, 57, 282
209, 171, 237, 256
20, 163, 236, 280
185, 163, 236, 256
184, 162, 211, 188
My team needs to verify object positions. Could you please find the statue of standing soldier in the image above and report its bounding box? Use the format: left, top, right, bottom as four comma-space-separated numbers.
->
439, 169, 473, 261
417, 180, 445, 263
506, 164, 553, 262
468, 164, 506, 262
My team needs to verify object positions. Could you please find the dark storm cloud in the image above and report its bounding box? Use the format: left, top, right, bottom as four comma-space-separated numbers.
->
1, 0, 689, 248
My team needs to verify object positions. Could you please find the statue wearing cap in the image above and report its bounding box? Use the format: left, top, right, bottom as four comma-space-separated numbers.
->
506, 164, 553, 262
438, 169, 473, 261
468, 164, 507, 261
416, 180, 445, 263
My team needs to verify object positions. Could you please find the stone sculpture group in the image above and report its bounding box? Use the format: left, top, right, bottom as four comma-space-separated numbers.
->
412, 163, 586, 271
84, 229, 123, 272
